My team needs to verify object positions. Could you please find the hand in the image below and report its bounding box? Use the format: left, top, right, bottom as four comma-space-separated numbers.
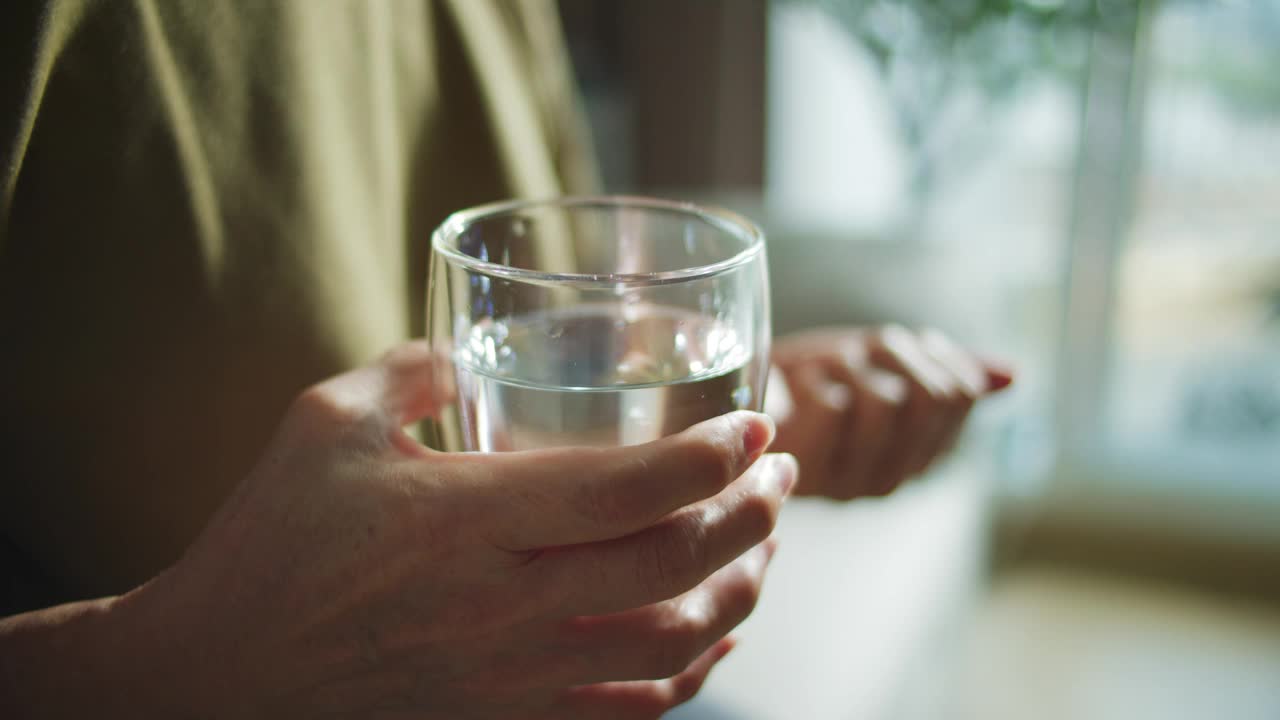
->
768, 326, 1012, 500
86, 343, 794, 719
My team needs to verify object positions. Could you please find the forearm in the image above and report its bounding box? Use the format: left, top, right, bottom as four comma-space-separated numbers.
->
0, 592, 180, 717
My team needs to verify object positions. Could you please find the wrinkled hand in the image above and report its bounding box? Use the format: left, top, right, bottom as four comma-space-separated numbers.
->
116, 342, 794, 719
768, 326, 1012, 500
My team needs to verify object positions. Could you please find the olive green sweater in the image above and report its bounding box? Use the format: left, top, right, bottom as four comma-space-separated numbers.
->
0, 0, 597, 610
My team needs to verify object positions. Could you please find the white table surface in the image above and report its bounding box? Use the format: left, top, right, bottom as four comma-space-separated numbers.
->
668, 463, 989, 720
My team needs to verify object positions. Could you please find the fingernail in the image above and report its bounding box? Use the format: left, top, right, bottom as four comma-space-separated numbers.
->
740, 412, 775, 462
770, 453, 798, 497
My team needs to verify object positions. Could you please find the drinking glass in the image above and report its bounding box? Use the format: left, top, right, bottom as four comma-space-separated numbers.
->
425, 196, 769, 452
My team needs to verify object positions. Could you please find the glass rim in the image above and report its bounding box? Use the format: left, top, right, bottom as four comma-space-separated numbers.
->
430, 195, 765, 289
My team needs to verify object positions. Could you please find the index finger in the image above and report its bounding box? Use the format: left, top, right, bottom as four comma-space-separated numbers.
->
475, 411, 775, 550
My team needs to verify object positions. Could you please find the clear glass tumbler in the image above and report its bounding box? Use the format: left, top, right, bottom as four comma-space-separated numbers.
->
425, 196, 770, 452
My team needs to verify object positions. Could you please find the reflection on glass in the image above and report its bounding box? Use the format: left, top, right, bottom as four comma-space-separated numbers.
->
425, 197, 771, 452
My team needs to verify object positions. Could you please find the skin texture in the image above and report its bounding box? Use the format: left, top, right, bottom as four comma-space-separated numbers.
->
0, 326, 1011, 718
770, 325, 1014, 500
0, 342, 795, 719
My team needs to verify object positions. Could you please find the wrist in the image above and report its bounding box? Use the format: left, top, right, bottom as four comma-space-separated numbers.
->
0, 595, 144, 717
105, 571, 232, 718
0, 576, 215, 718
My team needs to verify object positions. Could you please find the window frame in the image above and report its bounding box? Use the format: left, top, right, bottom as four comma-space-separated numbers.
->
1048, 0, 1280, 543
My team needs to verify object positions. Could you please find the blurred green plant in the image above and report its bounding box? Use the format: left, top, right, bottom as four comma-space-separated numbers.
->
810, 0, 1121, 89
1152, 2, 1280, 116
780, 0, 1136, 207
787, 0, 1279, 209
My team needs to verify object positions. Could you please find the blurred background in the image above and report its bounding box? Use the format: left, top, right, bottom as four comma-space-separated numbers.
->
557, 0, 1280, 718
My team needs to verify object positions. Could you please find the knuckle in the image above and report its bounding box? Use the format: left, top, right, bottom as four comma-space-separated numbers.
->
723, 574, 763, 621
379, 340, 432, 371
291, 384, 364, 427
737, 493, 779, 541
378, 344, 411, 370
684, 433, 738, 491
953, 382, 980, 406
920, 326, 946, 343
940, 382, 963, 405
917, 377, 957, 406
645, 622, 705, 680
576, 451, 635, 527
641, 516, 708, 599
876, 323, 913, 346
292, 384, 332, 414
861, 369, 909, 408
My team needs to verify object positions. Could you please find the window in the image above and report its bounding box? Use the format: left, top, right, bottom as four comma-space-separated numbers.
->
764, 0, 1280, 534
564, 0, 1280, 535
1099, 1, 1280, 495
